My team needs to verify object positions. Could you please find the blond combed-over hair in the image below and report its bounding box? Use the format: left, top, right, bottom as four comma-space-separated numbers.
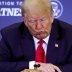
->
21, 0, 53, 16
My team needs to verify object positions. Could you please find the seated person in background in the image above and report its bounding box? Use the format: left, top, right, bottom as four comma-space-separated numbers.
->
0, 0, 72, 72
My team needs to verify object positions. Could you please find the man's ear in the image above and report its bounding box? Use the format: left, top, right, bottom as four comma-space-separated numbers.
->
50, 15, 54, 23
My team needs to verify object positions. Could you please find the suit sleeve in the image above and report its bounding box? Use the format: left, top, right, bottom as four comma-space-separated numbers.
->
0, 31, 29, 72
60, 64, 72, 72
59, 45, 72, 72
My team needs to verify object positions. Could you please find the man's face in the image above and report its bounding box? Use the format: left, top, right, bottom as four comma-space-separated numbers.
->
24, 10, 54, 39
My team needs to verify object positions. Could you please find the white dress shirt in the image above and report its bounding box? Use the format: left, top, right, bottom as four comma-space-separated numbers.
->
29, 35, 50, 69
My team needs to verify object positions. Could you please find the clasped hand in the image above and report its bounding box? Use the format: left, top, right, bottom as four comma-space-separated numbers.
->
35, 62, 62, 72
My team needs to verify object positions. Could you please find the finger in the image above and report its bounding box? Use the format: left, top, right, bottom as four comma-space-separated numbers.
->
53, 65, 62, 72
45, 64, 55, 72
37, 66, 47, 72
49, 65, 55, 72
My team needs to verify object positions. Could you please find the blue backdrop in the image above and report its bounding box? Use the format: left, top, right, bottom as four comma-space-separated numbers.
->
0, 0, 72, 39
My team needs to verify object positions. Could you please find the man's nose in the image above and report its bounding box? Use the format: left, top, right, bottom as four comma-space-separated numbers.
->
36, 20, 42, 29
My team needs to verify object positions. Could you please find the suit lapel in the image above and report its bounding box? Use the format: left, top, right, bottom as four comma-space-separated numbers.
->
46, 34, 59, 64
20, 24, 35, 61
46, 20, 63, 64
21, 37, 35, 61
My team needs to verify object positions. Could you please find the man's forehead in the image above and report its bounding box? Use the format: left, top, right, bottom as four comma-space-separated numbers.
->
25, 12, 49, 19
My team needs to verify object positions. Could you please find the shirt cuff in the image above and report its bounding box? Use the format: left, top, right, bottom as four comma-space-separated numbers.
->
29, 61, 35, 69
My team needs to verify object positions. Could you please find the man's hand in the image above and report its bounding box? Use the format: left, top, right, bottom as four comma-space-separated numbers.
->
36, 62, 62, 72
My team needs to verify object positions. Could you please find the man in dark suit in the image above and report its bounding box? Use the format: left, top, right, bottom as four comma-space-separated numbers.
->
0, 0, 72, 72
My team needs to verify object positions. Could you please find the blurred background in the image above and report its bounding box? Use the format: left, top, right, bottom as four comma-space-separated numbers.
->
0, 0, 72, 40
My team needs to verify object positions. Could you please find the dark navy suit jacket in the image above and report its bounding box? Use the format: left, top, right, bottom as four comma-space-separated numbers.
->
0, 19, 72, 72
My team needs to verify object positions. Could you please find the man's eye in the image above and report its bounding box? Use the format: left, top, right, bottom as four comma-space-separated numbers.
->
40, 18, 46, 21
29, 20, 34, 22
29, 20, 37, 23
41, 19, 45, 21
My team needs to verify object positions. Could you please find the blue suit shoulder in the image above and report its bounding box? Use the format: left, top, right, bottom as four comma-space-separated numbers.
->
1, 22, 23, 34
54, 19, 72, 43
0, 22, 25, 43
54, 19, 72, 30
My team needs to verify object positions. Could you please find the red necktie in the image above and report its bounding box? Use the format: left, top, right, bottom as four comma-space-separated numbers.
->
35, 39, 46, 63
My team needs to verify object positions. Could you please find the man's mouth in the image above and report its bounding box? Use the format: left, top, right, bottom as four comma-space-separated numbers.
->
38, 31, 44, 35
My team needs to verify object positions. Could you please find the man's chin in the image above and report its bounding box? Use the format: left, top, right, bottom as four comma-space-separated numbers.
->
35, 35, 47, 39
